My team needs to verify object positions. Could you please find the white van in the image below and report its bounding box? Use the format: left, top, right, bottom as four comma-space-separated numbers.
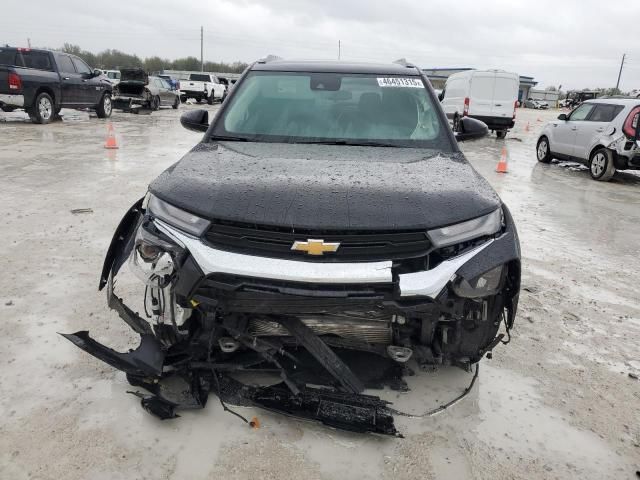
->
440, 69, 519, 138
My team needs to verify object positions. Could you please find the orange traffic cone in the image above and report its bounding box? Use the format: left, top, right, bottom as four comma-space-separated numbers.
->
496, 147, 508, 173
104, 123, 118, 149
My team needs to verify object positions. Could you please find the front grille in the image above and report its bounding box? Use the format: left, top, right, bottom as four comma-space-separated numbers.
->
204, 220, 431, 261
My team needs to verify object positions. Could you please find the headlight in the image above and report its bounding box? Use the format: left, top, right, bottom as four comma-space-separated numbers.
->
147, 194, 210, 236
427, 209, 502, 248
452, 265, 504, 298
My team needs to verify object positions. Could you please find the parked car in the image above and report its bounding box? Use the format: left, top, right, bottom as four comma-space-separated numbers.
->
523, 98, 548, 109
112, 69, 180, 110
0, 47, 112, 123
179, 73, 225, 104
536, 98, 640, 181
158, 74, 179, 91
440, 69, 519, 138
63, 60, 521, 435
566, 90, 599, 108
101, 69, 121, 85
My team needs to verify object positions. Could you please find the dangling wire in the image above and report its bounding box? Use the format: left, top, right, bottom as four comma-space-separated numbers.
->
389, 363, 480, 418
500, 310, 511, 345
205, 315, 249, 425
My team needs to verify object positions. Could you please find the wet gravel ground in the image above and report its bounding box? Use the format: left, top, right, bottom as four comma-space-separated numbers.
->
0, 105, 638, 479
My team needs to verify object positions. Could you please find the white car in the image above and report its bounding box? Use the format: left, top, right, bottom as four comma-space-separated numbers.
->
101, 69, 121, 85
440, 69, 519, 138
536, 98, 640, 181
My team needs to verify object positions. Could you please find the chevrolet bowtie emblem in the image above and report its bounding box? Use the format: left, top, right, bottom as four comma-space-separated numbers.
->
291, 239, 340, 256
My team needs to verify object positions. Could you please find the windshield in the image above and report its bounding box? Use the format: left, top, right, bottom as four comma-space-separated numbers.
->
211, 71, 453, 149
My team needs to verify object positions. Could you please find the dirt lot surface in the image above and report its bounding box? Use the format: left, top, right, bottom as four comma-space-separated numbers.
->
1, 105, 638, 479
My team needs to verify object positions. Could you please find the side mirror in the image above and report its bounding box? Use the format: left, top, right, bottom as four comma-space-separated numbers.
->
557, 113, 567, 121
454, 117, 488, 141
180, 109, 209, 132
93, 69, 102, 78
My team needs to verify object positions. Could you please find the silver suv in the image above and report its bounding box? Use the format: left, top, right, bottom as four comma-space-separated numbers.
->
536, 98, 640, 181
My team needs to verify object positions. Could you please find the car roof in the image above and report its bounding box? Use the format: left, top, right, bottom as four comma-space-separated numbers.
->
585, 98, 640, 105
251, 60, 421, 75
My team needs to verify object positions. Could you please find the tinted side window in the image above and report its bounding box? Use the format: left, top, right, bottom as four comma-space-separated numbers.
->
569, 104, 594, 121
71, 57, 91, 74
0, 49, 16, 65
15, 51, 53, 71
589, 104, 624, 122
56, 55, 76, 73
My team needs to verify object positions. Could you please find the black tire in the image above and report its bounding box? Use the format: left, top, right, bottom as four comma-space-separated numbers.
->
151, 96, 160, 111
496, 130, 507, 139
172, 96, 180, 109
589, 148, 615, 181
31, 92, 54, 124
96, 92, 113, 119
207, 91, 214, 105
536, 136, 552, 163
453, 114, 460, 132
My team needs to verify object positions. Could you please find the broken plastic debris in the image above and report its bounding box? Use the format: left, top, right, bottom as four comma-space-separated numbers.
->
70, 208, 94, 214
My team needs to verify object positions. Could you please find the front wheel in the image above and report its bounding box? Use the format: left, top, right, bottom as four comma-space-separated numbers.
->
207, 92, 214, 105
172, 96, 180, 109
96, 92, 112, 119
536, 136, 552, 163
31, 92, 54, 124
496, 130, 507, 139
589, 149, 615, 181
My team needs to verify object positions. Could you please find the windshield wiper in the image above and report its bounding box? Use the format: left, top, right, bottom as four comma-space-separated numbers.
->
292, 140, 401, 147
209, 135, 250, 142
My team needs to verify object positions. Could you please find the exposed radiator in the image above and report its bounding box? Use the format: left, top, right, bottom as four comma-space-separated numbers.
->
249, 312, 392, 344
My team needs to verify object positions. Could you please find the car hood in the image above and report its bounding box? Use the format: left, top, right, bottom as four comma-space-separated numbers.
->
149, 142, 501, 230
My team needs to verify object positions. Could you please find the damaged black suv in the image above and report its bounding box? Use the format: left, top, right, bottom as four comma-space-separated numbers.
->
64, 61, 520, 436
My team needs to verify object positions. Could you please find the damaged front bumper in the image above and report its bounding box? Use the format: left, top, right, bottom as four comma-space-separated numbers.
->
63, 198, 520, 436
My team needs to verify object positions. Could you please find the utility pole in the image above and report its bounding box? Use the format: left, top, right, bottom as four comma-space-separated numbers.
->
200, 26, 204, 72
338, 40, 341, 60
615, 53, 626, 92
27, 38, 31, 48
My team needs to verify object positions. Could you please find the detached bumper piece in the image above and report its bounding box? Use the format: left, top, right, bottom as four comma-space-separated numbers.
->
61, 329, 401, 436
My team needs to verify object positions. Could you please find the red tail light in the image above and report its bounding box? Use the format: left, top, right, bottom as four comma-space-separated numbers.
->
513, 100, 518, 119
463, 97, 470, 116
622, 106, 640, 138
8, 72, 22, 90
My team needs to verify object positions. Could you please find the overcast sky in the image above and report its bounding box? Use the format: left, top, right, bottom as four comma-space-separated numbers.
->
3, 0, 639, 90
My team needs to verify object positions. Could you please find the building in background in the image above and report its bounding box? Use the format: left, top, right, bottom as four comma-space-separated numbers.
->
423, 68, 538, 102
528, 88, 560, 107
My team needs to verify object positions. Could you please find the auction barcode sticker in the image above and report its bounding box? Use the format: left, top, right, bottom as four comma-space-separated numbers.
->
377, 77, 423, 88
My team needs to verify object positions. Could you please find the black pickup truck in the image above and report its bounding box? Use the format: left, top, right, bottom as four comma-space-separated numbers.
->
0, 47, 112, 123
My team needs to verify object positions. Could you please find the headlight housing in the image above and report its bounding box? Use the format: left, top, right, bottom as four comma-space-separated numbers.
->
147, 194, 210, 236
427, 208, 503, 248
452, 265, 504, 298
